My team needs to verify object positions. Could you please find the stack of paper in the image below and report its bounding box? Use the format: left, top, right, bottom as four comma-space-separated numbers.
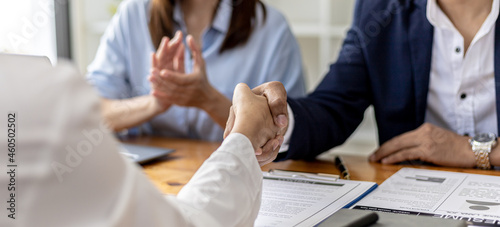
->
353, 168, 500, 226
255, 171, 377, 227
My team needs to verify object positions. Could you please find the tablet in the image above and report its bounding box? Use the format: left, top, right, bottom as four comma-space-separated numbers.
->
0, 53, 51, 66
119, 143, 175, 164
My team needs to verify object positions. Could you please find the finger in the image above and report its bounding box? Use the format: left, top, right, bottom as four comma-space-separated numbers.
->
149, 68, 161, 86
149, 75, 159, 87
174, 43, 185, 73
256, 140, 280, 166
149, 69, 170, 90
259, 138, 280, 156
151, 52, 158, 68
187, 34, 201, 56
186, 35, 205, 70
224, 106, 236, 139
156, 36, 170, 61
276, 135, 284, 148
157, 31, 183, 69
168, 31, 183, 49
166, 31, 183, 56
252, 82, 288, 129
370, 131, 420, 162
379, 147, 423, 164
159, 69, 194, 86
255, 148, 264, 156
148, 68, 159, 81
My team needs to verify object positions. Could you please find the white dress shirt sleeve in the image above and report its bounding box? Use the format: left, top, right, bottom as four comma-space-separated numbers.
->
0, 61, 262, 227
279, 104, 295, 153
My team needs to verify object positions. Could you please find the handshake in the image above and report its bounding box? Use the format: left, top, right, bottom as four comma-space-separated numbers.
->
147, 32, 291, 166
224, 82, 289, 166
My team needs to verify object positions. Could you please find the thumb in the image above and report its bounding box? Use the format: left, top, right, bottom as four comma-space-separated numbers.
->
224, 106, 236, 139
233, 83, 252, 104
252, 82, 288, 129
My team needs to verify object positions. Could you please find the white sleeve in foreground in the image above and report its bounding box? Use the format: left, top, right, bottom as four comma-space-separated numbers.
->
176, 133, 263, 226
0, 62, 262, 227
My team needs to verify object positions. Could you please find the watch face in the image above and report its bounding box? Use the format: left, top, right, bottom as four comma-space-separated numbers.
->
474, 133, 497, 143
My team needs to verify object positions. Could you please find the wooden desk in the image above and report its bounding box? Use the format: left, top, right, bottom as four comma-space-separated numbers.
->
124, 137, 500, 194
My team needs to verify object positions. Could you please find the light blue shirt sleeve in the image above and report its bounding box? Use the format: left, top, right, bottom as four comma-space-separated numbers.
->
86, 0, 154, 136
86, 2, 133, 100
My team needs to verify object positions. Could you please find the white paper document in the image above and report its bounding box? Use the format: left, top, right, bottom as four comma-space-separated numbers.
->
353, 168, 500, 226
254, 172, 377, 227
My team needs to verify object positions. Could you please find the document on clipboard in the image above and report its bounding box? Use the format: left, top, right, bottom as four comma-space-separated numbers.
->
352, 168, 500, 226
254, 170, 377, 227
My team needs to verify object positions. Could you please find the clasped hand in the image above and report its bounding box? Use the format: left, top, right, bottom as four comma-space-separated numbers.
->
225, 82, 289, 166
224, 83, 285, 166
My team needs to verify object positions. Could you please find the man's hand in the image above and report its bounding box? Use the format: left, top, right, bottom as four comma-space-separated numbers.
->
252, 82, 289, 132
369, 123, 476, 167
225, 83, 281, 165
247, 82, 289, 164
223, 81, 288, 165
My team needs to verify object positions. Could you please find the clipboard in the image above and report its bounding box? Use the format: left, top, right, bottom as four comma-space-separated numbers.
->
255, 169, 378, 227
317, 209, 466, 227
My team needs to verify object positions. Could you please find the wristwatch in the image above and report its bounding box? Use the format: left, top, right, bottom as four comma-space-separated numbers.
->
469, 133, 497, 169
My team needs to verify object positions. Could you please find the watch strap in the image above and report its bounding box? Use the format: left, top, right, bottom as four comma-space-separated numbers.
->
473, 145, 492, 169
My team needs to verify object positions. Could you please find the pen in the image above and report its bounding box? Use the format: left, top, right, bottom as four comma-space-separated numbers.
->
335, 156, 350, 180
268, 169, 340, 181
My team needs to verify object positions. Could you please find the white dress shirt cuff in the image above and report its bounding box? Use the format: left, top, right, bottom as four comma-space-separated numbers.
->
279, 104, 294, 153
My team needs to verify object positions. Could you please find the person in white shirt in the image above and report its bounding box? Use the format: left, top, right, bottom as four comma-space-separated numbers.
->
0, 56, 278, 226
241, 0, 500, 169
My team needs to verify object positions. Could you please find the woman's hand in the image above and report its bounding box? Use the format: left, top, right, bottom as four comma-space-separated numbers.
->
151, 31, 185, 73
149, 34, 231, 128
147, 31, 186, 111
150, 35, 215, 109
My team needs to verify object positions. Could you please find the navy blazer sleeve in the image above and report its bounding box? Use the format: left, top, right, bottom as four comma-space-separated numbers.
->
284, 0, 371, 161
282, 0, 428, 160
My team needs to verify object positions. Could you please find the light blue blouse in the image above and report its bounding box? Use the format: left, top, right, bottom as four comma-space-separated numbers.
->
86, 0, 306, 141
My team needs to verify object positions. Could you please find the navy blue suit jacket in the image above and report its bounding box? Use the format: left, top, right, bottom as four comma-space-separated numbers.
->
283, 0, 500, 161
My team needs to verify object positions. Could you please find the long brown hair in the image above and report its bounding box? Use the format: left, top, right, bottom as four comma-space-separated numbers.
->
148, 0, 266, 53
